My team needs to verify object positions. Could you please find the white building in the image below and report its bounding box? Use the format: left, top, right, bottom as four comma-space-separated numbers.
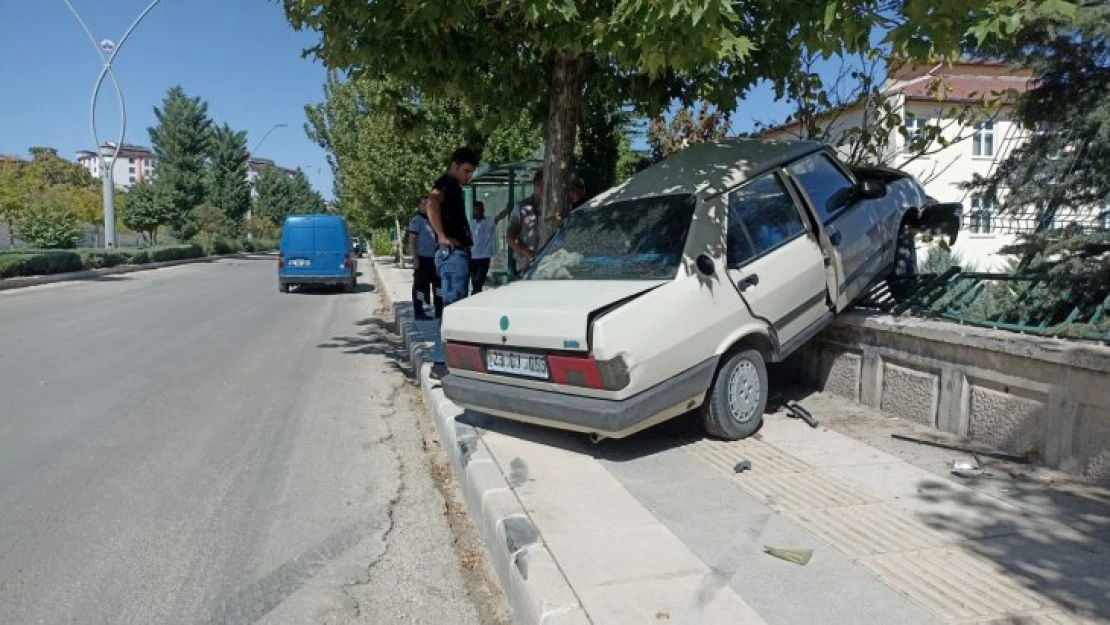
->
761, 60, 1107, 271
76, 143, 156, 190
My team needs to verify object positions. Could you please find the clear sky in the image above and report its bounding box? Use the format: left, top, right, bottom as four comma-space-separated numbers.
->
0, 1, 876, 198
0, 0, 334, 197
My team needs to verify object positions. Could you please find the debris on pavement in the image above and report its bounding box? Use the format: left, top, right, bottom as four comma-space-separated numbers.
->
763, 546, 813, 566
949, 459, 994, 478
891, 433, 1029, 464
733, 460, 752, 473
785, 401, 819, 428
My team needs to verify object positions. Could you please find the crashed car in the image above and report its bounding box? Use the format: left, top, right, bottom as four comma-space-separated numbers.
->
440, 139, 959, 441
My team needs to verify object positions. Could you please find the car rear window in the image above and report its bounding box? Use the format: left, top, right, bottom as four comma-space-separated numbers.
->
524, 193, 696, 281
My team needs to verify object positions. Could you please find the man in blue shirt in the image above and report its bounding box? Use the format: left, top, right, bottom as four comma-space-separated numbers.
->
408, 198, 442, 319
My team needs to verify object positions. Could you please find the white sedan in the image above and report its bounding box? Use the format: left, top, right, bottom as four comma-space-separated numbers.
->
440, 139, 959, 441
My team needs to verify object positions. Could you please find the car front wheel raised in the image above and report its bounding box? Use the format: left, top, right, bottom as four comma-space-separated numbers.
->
702, 348, 768, 440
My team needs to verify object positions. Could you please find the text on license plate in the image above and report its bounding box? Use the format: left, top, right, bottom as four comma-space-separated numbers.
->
486, 349, 549, 379
288, 258, 312, 267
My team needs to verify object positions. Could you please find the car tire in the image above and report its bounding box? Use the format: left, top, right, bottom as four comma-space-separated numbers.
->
279, 282, 289, 293
891, 221, 918, 278
702, 348, 768, 440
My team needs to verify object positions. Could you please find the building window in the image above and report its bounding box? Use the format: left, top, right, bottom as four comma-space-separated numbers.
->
128, 165, 135, 173
129, 176, 136, 185
969, 196, 994, 234
902, 116, 932, 153
972, 121, 995, 158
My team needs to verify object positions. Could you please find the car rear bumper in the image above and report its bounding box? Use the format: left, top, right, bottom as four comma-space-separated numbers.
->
280, 274, 350, 284
441, 357, 718, 438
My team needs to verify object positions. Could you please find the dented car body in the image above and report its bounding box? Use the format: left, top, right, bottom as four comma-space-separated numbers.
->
440, 139, 960, 441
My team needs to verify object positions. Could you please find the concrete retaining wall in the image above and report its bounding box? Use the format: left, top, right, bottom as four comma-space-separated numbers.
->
799, 312, 1110, 481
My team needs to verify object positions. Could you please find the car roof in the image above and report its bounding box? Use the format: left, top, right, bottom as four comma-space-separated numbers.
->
283, 214, 346, 226
590, 139, 825, 205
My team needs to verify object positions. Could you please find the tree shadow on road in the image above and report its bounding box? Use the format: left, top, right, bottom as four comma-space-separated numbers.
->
316, 312, 416, 380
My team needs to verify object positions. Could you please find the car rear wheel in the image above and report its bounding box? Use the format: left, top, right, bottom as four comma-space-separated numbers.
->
279, 282, 289, 293
702, 348, 768, 440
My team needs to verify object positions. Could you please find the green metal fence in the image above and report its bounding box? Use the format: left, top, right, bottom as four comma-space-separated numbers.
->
856, 269, 1110, 343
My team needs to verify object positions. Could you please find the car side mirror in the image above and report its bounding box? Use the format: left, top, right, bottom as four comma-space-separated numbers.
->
857, 180, 887, 200
695, 253, 716, 276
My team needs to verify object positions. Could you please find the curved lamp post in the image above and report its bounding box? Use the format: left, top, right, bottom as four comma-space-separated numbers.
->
245, 123, 288, 239
63, 0, 164, 249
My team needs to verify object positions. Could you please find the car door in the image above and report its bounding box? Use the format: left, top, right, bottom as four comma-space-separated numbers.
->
725, 170, 830, 350
785, 152, 884, 309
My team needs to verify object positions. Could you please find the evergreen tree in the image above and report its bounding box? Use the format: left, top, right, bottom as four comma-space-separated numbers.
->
148, 86, 213, 236
205, 123, 251, 233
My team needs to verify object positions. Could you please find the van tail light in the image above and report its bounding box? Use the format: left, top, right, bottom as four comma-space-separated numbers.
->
445, 342, 485, 373
549, 354, 630, 391
342, 253, 352, 269
278, 254, 285, 269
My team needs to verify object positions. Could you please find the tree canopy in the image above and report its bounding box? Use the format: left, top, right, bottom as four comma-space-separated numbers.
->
284, 0, 1078, 239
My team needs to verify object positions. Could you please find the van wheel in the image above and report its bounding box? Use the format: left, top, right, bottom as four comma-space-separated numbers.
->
279, 283, 289, 293
702, 348, 768, 440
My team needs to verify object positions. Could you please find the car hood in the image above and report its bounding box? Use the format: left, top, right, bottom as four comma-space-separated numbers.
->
441, 279, 666, 351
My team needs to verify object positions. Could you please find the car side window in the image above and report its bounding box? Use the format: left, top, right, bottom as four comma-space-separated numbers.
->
787, 153, 856, 223
727, 172, 806, 267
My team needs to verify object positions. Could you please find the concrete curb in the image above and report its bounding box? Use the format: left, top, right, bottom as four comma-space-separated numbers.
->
0, 252, 273, 292
371, 259, 589, 625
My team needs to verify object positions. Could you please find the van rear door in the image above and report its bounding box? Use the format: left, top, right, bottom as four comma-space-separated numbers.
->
281, 219, 315, 276
313, 220, 348, 276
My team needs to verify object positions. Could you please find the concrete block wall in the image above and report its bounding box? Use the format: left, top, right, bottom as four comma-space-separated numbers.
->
800, 312, 1110, 481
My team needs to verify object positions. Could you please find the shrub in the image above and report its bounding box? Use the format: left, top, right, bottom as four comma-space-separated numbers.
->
0, 251, 83, 279
370, 229, 393, 256
15, 203, 82, 249
147, 244, 204, 263
79, 250, 131, 269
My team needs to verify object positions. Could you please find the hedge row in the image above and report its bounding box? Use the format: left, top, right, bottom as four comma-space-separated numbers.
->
0, 239, 278, 280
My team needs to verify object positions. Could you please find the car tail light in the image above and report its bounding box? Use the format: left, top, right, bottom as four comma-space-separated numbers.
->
445, 342, 485, 372
548, 354, 630, 391
342, 253, 351, 269
278, 254, 285, 268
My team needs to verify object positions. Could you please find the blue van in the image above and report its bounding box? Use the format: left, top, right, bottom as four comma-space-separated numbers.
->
278, 214, 357, 292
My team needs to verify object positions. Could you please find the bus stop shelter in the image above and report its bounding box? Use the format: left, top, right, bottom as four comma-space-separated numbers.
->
465, 159, 542, 286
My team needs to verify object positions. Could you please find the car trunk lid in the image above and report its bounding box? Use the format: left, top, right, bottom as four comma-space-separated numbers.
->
442, 280, 665, 351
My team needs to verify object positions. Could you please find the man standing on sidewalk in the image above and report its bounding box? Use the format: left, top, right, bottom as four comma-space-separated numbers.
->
426, 147, 479, 365
468, 201, 508, 294
408, 198, 442, 320
506, 169, 543, 278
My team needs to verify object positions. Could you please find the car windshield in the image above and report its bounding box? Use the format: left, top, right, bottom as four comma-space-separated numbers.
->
524, 193, 696, 281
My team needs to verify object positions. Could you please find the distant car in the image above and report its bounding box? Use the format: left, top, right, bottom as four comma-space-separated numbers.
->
351, 236, 367, 257
278, 214, 357, 293
439, 139, 960, 442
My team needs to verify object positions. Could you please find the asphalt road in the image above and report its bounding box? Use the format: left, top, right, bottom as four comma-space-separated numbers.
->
0, 256, 502, 624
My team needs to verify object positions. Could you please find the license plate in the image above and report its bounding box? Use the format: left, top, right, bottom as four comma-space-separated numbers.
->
289, 258, 311, 267
486, 349, 549, 379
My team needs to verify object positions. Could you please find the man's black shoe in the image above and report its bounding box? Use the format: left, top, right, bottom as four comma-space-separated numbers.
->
429, 364, 450, 380
413, 312, 431, 321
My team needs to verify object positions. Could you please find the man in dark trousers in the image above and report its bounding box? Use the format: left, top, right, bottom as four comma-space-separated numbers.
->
426, 147, 479, 366
407, 197, 442, 319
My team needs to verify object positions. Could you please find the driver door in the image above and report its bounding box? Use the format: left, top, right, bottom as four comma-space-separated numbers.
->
785, 152, 884, 309
725, 171, 830, 349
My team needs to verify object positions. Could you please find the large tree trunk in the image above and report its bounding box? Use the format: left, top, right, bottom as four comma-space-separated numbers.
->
539, 51, 588, 244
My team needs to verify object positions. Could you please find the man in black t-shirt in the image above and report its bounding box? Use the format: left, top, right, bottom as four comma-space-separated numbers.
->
426, 147, 479, 365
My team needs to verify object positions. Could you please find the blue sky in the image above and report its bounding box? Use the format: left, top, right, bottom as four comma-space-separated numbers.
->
0, 1, 876, 199
0, 1, 333, 196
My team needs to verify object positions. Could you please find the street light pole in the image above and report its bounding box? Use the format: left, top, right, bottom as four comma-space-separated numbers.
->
63, 0, 164, 249
246, 123, 288, 239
